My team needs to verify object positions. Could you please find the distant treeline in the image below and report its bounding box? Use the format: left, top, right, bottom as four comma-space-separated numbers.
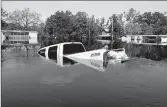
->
1, 8, 167, 50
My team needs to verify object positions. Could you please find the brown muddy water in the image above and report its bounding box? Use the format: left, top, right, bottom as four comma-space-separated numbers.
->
1, 50, 167, 107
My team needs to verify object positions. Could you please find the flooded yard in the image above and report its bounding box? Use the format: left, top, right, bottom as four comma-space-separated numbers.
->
2, 50, 167, 107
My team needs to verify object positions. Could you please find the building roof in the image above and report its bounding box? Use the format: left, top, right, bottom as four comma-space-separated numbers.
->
98, 34, 111, 37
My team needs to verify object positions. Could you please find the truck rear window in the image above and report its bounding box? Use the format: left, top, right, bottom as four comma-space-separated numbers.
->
63, 44, 85, 55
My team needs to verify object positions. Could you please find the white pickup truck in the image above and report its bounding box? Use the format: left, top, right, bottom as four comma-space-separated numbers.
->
38, 42, 129, 67
38, 42, 86, 67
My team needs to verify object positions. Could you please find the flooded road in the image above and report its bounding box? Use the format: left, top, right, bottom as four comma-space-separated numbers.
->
2, 51, 167, 107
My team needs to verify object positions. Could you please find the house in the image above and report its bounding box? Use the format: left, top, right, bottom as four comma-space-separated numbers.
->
122, 35, 167, 45
1, 30, 38, 44
96, 29, 111, 44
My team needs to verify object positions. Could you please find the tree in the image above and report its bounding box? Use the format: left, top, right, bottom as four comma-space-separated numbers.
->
34, 22, 46, 46
7, 8, 41, 30
124, 8, 140, 23
108, 14, 124, 38
1, 8, 8, 20
44, 10, 75, 43
125, 22, 142, 35
164, 12, 167, 16
74, 11, 89, 43
44, 10, 102, 50
152, 12, 167, 35
136, 12, 167, 35
4, 23, 23, 30
117, 13, 125, 28
140, 23, 153, 35
1, 8, 8, 29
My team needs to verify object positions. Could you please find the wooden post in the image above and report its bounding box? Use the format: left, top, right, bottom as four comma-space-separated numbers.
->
33, 45, 35, 57
25, 44, 28, 59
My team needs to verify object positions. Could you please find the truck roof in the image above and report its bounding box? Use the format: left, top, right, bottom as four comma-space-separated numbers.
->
39, 42, 84, 51
47, 42, 83, 47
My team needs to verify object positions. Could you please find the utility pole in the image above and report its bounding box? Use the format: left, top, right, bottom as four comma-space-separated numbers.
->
111, 16, 114, 49
88, 18, 90, 49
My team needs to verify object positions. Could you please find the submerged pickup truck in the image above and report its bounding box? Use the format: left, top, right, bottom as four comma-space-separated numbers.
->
38, 42, 86, 67
38, 42, 130, 67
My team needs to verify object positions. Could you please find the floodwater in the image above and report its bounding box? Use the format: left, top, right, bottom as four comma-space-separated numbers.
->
2, 51, 167, 107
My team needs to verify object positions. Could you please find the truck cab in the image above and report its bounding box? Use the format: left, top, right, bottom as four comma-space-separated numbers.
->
38, 42, 86, 67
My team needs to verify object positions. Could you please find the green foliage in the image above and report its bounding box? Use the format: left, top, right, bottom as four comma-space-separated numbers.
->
140, 23, 153, 35
125, 22, 142, 35
44, 10, 102, 50
1, 8, 8, 20
108, 14, 124, 38
1, 8, 8, 29
4, 23, 23, 30
2, 7, 167, 50
136, 12, 167, 35
6, 8, 41, 30
1, 20, 8, 30
123, 9, 167, 35
123, 8, 142, 35
44, 11, 74, 43
124, 8, 140, 23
